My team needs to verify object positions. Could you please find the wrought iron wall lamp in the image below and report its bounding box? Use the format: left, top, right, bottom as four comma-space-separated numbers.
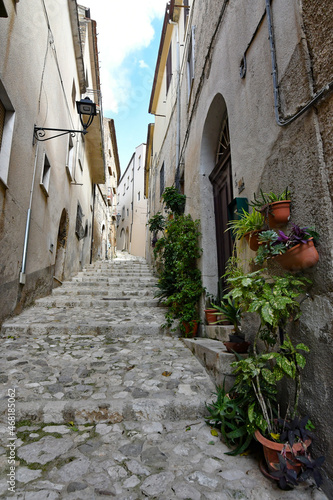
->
33, 97, 97, 142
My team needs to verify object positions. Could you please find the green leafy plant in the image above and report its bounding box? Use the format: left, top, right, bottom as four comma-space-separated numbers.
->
227, 209, 264, 240
149, 207, 204, 335
161, 186, 186, 215
206, 383, 253, 456
210, 295, 242, 334
147, 211, 165, 233
249, 187, 290, 211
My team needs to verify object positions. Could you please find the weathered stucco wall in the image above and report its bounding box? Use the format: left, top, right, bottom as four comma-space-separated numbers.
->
147, 0, 333, 493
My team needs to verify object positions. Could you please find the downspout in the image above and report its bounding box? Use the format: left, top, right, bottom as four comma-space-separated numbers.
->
265, 0, 333, 126
130, 157, 135, 253
90, 183, 96, 264
20, 143, 39, 284
169, 20, 180, 187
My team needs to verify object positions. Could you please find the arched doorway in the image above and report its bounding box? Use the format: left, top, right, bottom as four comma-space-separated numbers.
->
209, 111, 233, 280
54, 208, 69, 284
200, 94, 233, 294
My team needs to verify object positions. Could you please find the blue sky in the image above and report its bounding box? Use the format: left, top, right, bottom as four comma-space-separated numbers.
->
83, 1, 166, 174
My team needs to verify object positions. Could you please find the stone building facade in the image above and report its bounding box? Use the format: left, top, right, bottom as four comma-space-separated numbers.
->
92, 118, 120, 261
145, 0, 333, 493
117, 143, 147, 258
0, 1, 106, 322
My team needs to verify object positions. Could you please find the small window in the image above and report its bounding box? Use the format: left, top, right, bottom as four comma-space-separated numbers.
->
0, 82, 15, 187
75, 202, 85, 240
160, 163, 165, 198
138, 155, 141, 170
183, 0, 190, 31
137, 191, 141, 201
71, 80, 76, 108
40, 153, 51, 197
187, 26, 195, 99
66, 135, 75, 180
166, 46, 172, 94
122, 206, 125, 219
126, 208, 129, 217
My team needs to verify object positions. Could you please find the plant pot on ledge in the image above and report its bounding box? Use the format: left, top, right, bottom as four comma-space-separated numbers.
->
244, 230, 261, 251
274, 238, 319, 272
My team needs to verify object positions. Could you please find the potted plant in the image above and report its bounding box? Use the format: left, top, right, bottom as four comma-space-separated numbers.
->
227, 209, 265, 251
204, 293, 220, 324
250, 188, 291, 228
224, 264, 325, 486
210, 295, 250, 353
149, 206, 205, 337
255, 225, 319, 271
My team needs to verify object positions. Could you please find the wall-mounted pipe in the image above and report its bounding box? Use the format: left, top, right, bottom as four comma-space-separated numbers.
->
20, 143, 39, 284
265, 0, 333, 127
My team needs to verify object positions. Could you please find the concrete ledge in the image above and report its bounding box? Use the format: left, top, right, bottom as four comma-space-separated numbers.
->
204, 325, 234, 341
183, 338, 246, 390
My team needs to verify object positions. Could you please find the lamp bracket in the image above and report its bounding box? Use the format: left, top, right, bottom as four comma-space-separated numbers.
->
33, 126, 87, 143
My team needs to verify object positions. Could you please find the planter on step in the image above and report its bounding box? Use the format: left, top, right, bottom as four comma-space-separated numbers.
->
182, 320, 198, 337
223, 341, 250, 354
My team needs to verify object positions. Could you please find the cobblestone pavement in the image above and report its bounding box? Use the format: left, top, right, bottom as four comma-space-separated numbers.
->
0, 254, 328, 499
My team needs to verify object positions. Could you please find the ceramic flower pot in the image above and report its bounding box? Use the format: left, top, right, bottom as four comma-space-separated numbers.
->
204, 309, 218, 324
244, 230, 261, 251
274, 238, 319, 271
182, 320, 198, 337
223, 341, 250, 353
255, 429, 311, 474
261, 200, 291, 228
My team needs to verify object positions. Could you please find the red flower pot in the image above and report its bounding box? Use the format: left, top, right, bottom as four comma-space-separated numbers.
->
244, 231, 261, 251
204, 309, 218, 325
255, 429, 311, 474
223, 341, 250, 353
182, 320, 198, 337
274, 238, 319, 272
260, 200, 291, 228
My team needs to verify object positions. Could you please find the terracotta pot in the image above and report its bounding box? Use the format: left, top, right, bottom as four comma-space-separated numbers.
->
182, 320, 198, 337
261, 200, 291, 228
204, 309, 218, 324
255, 429, 311, 474
274, 238, 319, 271
223, 341, 250, 353
244, 230, 261, 251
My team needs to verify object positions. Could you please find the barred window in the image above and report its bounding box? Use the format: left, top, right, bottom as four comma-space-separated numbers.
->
160, 163, 165, 198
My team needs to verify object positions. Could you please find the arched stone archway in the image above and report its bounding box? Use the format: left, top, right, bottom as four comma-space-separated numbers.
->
200, 94, 233, 295
54, 208, 69, 284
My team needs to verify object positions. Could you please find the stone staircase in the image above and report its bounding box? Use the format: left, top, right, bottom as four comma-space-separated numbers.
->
0, 255, 217, 426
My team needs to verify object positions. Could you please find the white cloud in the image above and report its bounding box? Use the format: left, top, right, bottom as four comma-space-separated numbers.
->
83, 0, 167, 113
139, 59, 149, 69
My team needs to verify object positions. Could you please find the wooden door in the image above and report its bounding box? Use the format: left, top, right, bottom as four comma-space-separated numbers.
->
209, 146, 233, 281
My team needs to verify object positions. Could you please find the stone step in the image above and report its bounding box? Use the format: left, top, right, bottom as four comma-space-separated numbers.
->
204, 325, 235, 342
183, 338, 245, 391
52, 284, 156, 296
35, 297, 161, 309
1, 321, 166, 337
71, 277, 157, 284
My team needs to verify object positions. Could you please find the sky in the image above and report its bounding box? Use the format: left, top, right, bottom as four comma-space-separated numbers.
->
82, 0, 167, 175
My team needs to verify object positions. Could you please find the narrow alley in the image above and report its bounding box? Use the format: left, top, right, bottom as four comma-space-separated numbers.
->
0, 255, 328, 499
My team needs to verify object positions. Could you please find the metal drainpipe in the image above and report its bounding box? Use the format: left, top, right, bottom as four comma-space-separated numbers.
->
169, 20, 181, 187
90, 183, 96, 264
265, 0, 333, 127
20, 143, 39, 284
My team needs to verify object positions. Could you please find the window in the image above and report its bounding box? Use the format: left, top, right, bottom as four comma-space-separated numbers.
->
75, 202, 85, 240
122, 206, 125, 219
71, 80, 76, 108
0, 1, 8, 17
127, 208, 129, 217
40, 153, 51, 197
187, 26, 195, 99
66, 135, 75, 179
0, 82, 15, 187
78, 135, 84, 171
160, 163, 165, 198
166, 46, 172, 94
183, 0, 190, 31
138, 155, 141, 170
137, 191, 141, 201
